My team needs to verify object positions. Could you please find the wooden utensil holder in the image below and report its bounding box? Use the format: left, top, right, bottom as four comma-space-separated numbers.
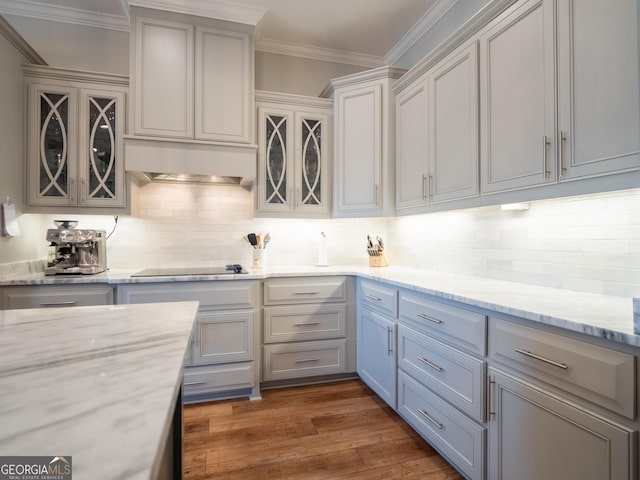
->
368, 253, 388, 267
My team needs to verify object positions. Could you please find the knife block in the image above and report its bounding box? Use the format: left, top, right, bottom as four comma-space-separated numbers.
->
368, 253, 388, 267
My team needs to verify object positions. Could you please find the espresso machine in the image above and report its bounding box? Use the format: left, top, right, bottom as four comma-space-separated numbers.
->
45, 220, 107, 275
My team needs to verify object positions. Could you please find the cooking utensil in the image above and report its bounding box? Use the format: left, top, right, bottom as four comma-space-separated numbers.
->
263, 233, 271, 248
247, 233, 258, 248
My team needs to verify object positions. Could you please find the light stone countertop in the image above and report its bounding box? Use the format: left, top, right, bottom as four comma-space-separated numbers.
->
1, 263, 638, 348
0, 301, 199, 479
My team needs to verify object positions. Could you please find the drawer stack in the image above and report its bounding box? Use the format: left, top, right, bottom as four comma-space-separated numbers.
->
262, 276, 355, 382
397, 291, 487, 480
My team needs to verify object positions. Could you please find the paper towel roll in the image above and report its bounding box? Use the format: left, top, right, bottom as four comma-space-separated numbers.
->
2, 202, 21, 237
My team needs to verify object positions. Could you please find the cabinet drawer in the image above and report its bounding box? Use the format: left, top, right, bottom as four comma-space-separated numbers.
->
263, 339, 347, 380
489, 318, 635, 419
1, 285, 114, 309
183, 363, 255, 396
192, 310, 254, 365
264, 304, 347, 343
117, 280, 258, 310
359, 280, 398, 318
264, 277, 347, 305
399, 325, 486, 422
399, 292, 486, 356
398, 370, 485, 480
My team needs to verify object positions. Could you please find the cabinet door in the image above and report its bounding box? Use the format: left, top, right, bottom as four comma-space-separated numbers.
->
195, 26, 251, 143
1, 285, 113, 309
78, 89, 126, 207
294, 110, 330, 214
257, 107, 294, 212
357, 308, 396, 409
557, 0, 640, 180
489, 369, 634, 480
480, 0, 556, 193
134, 16, 194, 138
192, 310, 254, 365
429, 41, 479, 203
27, 83, 77, 206
334, 84, 382, 214
396, 77, 428, 210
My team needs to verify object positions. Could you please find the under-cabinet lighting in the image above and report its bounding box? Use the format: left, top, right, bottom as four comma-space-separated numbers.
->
500, 202, 530, 211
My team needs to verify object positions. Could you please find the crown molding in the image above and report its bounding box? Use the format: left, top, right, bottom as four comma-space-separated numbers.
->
320, 65, 408, 98
255, 90, 333, 109
385, 0, 458, 65
256, 37, 385, 69
23, 64, 129, 86
0, 14, 46, 64
0, 0, 130, 31
128, 0, 265, 26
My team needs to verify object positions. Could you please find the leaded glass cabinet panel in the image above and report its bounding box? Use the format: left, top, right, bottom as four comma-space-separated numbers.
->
28, 84, 77, 206
256, 93, 331, 217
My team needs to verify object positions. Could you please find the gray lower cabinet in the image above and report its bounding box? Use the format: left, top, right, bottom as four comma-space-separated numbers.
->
0, 284, 114, 309
117, 280, 260, 402
488, 368, 634, 480
262, 276, 355, 382
357, 279, 399, 409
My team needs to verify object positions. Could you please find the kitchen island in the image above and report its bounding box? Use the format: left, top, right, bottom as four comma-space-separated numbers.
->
0, 300, 199, 479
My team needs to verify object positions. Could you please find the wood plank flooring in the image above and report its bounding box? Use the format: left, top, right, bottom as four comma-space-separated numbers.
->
183, 379, 464, 479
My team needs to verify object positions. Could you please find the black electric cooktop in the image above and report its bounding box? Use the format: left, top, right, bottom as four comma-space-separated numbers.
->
131, 264, 247, 277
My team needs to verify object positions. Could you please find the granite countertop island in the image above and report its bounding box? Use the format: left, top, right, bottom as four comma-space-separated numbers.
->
0, 300, 199, 479
1, 262, 639, 347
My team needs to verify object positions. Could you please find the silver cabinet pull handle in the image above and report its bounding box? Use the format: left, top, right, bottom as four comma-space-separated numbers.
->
559, 130, 567, 176
418, 356, 443, 372
387, 326, 393, 355
364, 293, 381, 301
419, 409, 444, 430
69, 177, 76, 204
39, 301, 76, 307
515, 348, 568, 370
422, 174, 427, 200
542, 135, 551, 178
294, 358, 320, 363
184, 381, 207, 386
293, 322, 320, 327
294, 291, 320, 295
428, 174, 433, 198
417, 313, 442, 325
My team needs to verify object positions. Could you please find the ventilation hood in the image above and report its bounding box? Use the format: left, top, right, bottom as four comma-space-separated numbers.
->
124, 136, 257, 187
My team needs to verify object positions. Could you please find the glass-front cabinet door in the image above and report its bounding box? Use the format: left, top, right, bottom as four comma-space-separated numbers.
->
79, 89, 125, 207
27, 84, 78, 206
257, 95, 331, 217
295, 111, 329, 214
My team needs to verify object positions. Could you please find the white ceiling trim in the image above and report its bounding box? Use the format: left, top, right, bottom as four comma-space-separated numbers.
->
256, 37, 385, 69
385, 0, 458, 65
0, 0, 130, 31
0, 15, 46, 64
128, 0, 265, 26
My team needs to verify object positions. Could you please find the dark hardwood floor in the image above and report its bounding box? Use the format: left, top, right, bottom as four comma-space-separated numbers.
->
183, 379, 464, 479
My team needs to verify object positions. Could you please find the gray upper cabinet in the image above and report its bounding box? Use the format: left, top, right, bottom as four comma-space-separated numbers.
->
479, 0, 557, 194
24, 66, 128, 211
256, 91, 332, 217
556, 0, 640, 181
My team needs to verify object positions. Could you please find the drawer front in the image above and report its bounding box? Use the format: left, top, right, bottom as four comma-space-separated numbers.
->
192, 310, 254, 365
359, 280, 398, 318
117, 280, 258, 310
264, 277, 347, 305
263, 339, 347, 381
183, 362, 255, 395
399, 325, 486, 422
489, 318, 635, 419
399, 292, 486, 356
264, 304, 347, 343
1, 285, 114, 309
398, 370, 485, 480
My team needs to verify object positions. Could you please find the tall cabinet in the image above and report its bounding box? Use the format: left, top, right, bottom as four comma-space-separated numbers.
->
322, 67, 405, 218
255, 91, 332, 217
23, 65, 128, 211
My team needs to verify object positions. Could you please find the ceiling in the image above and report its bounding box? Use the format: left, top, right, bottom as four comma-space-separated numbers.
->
0, 0, 456, 66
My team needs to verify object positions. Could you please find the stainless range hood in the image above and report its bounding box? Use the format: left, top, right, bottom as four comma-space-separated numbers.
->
124, 135, 257, 187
